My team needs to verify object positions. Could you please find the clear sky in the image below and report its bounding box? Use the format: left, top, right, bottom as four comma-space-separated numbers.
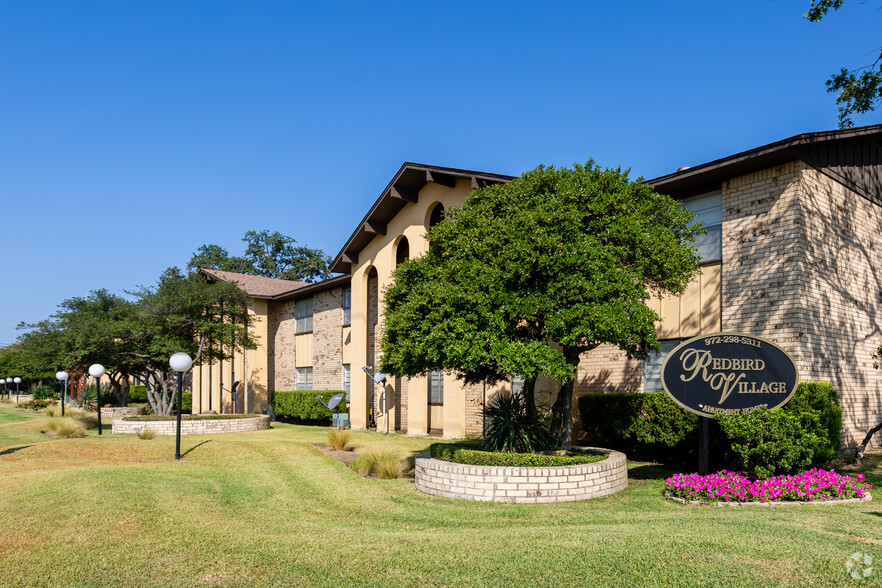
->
1, 1, 879, 346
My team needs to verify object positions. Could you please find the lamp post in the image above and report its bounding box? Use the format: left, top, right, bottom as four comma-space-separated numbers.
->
56, 371, 69, 417
169, 352, 193, 461
5, 378, 12, 403
88, 364, 105, 435
13, 377, 21, 403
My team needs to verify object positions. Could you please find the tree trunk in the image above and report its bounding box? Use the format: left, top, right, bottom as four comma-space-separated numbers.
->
550, 346, 583, 450
852, 421, 882, 465
523, 378, 537, 422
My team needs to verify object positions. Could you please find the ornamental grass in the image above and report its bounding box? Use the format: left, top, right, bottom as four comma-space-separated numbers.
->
45, 417, 86, 439
327, 428, 351, 451
666, 468, 872, 503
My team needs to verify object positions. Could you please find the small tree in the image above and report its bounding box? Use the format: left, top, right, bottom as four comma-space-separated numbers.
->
381, 162, 701, 449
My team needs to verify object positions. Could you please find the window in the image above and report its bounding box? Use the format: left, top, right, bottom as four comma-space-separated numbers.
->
342, 289, 351, 326
643, 341, 683, 393
342, 364, 350, 400
511, 374, 525, 397
296, 298, 313, 333
683, 191, 722, 263
296, 367, 313, 390
396, 237, 410, 266
428, 370, 444, 405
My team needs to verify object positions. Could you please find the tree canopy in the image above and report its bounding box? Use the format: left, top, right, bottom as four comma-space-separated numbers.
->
804, 0, 882, 127
14, 269, 255, 415
188, 230, 331, 283
380, 162, 702, 448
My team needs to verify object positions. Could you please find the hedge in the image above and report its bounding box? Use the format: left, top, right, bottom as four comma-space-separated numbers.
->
430, 443, 607, 467
271, 390, 347, 423
577, 381, 843, 469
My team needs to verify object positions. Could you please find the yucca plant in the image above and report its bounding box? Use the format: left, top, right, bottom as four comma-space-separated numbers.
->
327, 429, 351, 451
46, 418, 86, 438
482, 390, 558, 453
136, 427, 157, 440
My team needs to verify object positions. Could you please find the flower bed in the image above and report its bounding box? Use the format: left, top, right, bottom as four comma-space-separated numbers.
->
665, 469, 872, 505
430, 443, 607, 467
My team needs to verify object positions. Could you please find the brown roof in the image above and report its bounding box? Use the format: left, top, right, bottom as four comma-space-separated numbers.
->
648, 124, 882, 199
330, 162, 515, 274
200, 268, 309, 298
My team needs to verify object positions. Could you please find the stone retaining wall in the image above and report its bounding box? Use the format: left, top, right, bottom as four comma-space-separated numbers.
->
112, 415, 270, 436
415, 447, 627, 504
100, 406, 146, 419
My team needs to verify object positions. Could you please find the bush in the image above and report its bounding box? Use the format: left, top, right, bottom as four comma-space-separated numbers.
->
136, 427, 157, 440
31, 385, 57, 400
482, 391, 558, 453
350, 451, 406, 478
328, 429, 351, 451
717, 407, 825, 478
272, 390, 347, 423
782, 381, 842, 463
431, 443, 607, 467
578, 392, 699, 463
18, 399, 54, 411
128, 385, 148, 403
45, 417, 86, 438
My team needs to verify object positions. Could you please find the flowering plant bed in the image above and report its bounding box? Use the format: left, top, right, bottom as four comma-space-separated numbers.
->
665, 469, 872, 504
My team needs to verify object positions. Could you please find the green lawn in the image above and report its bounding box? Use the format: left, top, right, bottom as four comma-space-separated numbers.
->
0, 401, 879, 587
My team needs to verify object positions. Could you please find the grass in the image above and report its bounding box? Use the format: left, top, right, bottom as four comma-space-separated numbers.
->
0, 402, 879, 587
327, 428, 351, 451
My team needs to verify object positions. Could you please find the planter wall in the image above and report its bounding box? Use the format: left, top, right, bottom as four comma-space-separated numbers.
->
100, 406, 146, 419
415, 447, 627, 504
112, 415, 270, 435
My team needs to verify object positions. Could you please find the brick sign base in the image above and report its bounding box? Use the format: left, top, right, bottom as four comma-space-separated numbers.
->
112, 415, 270, 436
415, 447, 627, 504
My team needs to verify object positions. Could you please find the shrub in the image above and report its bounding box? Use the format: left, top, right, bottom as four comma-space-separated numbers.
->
272, 390, 347, 423
19, 399, 54, 411
79, 387, 97, 411
717, 407, 825, 478
350, 451, 406, 479
327, 429, 351, 451
482, 391, 558, 453
782, 381, 842, 463
46, 418, 86, 438
31, 385, 57, 400
136, 427, 157, 440
431, 443, 607, 467
68, 409, 99, 430
577, 392, 699, 463
128, 385, 148, 403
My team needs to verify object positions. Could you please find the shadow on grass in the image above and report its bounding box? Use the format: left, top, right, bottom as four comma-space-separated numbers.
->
627, 464, 678, 481
180, 440, 211, 459
0, 445, 33, 456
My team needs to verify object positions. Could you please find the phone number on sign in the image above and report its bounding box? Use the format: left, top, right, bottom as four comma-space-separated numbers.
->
703, 335, 762, 348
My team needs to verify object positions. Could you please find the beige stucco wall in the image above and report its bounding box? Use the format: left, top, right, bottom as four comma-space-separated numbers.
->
350, 179, 476, 437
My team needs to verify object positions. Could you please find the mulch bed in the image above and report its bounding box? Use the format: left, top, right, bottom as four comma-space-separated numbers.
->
315, 444, 357, 467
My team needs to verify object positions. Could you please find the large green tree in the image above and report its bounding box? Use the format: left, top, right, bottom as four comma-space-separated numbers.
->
380, 162, 701, 449
188, 230, 331, 282
804, 0, 882, 127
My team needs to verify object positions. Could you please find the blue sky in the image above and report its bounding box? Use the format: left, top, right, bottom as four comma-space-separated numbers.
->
1, 1, 879, 346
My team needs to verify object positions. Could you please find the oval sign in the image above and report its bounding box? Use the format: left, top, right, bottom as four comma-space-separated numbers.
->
660, 332, 799, 418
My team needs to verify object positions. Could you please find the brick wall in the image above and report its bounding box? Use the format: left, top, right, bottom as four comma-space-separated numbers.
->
313, 287, 344, 390
576, 344, 643, 395
268, 299, 298, 393
464, 382, 485, 438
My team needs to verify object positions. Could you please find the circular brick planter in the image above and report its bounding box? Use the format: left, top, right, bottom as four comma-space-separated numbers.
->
100, 406, 146, 419
112, 415, 270, 436
415, 447, 627, 504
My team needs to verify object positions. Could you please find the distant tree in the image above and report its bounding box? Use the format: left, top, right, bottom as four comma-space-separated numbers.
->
804, 0, 882, 127
380, 162, 701, 449
188, 230, 331, 283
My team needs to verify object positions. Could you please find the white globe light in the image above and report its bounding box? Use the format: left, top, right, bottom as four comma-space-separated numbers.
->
88, 364, 105, 378
169, 352, 193, 373
4, 377, 11, 383
13, 377, 21, 384
56, 371, 69, 382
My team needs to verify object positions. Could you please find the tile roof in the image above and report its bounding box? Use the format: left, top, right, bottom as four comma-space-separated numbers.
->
200, 268, 309, 298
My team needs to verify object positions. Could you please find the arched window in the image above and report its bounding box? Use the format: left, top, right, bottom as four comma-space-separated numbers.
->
429, 203, 445, 228
396, 237, 410, 267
